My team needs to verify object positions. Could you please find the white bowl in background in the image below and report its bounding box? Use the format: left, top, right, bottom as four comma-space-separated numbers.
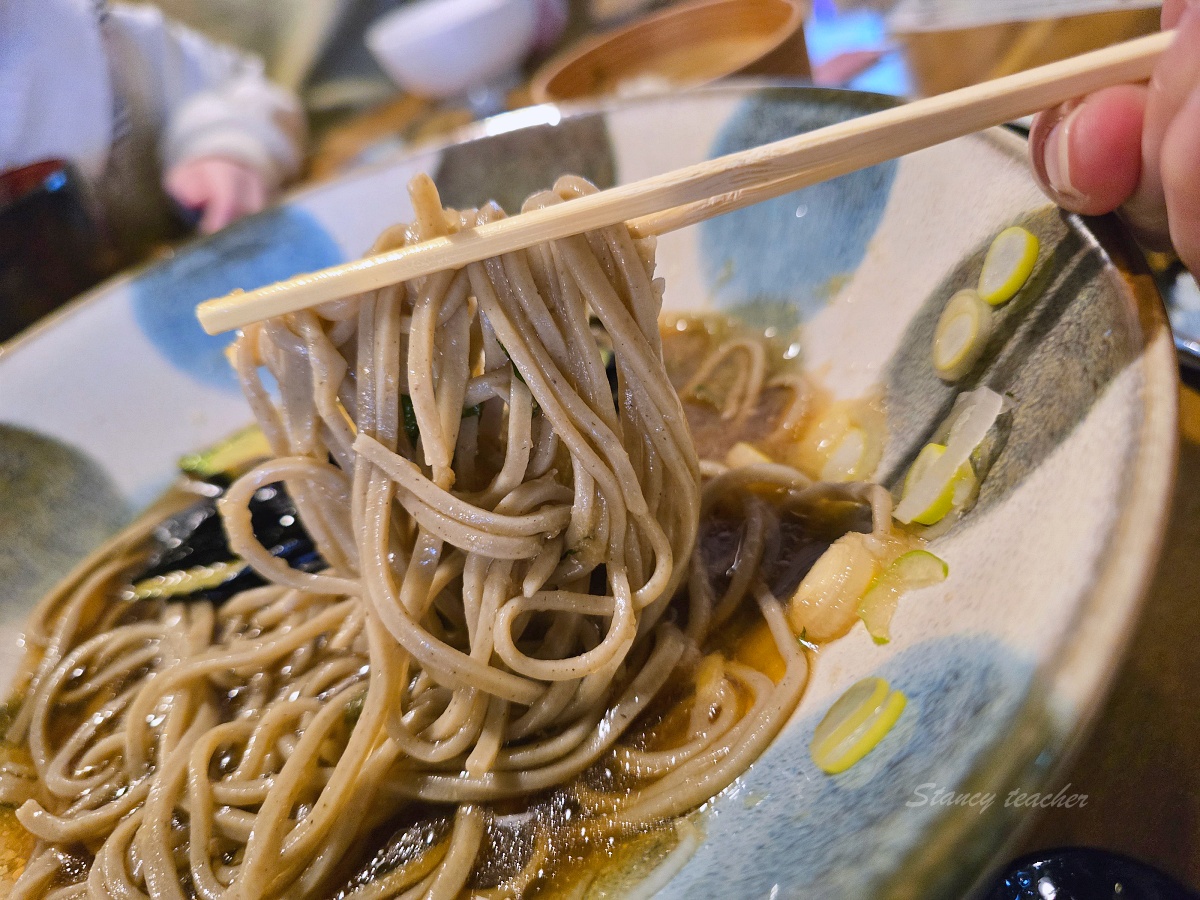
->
366, 0, 538, 99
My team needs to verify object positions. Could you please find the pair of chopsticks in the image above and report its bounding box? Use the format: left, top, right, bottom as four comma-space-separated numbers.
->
197, 31, 1174, 336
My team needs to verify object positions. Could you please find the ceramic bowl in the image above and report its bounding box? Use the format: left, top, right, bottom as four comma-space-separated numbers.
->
366, 0, 537, 99
0, 85, 1176, 898
530, 0, 809, 103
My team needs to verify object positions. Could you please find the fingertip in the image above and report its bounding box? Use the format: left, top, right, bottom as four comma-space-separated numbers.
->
198, 206, 223, 234
1028, 105, 1071, 204
245, 179, 268, 216
199, 193, 239, 234
1030, 88, 1147, 215
164, 170, 203, 209
1070, 86, 1147, 211
1162, 0, 1190, 29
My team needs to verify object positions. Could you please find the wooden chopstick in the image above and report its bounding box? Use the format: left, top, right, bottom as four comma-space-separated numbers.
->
197, 30, 1173, 335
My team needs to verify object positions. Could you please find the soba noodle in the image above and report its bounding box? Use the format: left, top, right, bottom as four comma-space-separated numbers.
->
1, 175, 898, 899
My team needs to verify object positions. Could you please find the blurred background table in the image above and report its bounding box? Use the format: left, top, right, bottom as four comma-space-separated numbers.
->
297, 0, 1164, 177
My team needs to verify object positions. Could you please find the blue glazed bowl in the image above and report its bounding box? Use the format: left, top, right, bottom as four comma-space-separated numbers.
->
0, 85, 1177, 898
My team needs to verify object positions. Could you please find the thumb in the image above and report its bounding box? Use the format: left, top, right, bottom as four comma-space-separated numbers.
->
1028, 85, 1148, 218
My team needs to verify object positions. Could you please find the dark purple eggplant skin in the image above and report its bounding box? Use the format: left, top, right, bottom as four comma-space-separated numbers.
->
137, 482, 323, 605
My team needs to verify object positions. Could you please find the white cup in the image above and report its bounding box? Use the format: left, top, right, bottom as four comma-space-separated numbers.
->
366, 0, 539, 99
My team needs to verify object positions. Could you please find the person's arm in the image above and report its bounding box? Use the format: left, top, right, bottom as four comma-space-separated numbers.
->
103, 4, 306, 232
1028, 0, 1200, 276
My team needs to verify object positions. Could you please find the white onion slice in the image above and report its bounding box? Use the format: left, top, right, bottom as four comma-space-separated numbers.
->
933, 289, 994, 382
893, 387, 1003, 524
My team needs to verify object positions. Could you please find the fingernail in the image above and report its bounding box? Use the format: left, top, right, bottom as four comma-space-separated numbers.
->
1043, 105, 1086, 203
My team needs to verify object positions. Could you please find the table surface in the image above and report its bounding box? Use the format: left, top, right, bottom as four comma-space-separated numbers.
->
1014, 385, 1200, 888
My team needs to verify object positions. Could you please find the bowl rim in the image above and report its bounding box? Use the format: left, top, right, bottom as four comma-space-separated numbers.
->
0, 83, 1179, 894
529, 0, 807, 104
928, 138, 1179, 894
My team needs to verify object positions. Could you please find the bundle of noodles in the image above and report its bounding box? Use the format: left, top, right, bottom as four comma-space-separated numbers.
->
1, 174, 847, 900
2, 164, 925, 898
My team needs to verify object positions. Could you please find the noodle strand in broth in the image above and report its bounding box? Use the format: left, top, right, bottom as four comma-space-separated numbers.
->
1, 175, 900, 899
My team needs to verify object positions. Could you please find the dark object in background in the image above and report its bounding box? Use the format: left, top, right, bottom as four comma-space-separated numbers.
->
1181, 347, 1200, 392
0, 160, 121, 343
1149, 256, 1200, 392
979, 848, 1200, 900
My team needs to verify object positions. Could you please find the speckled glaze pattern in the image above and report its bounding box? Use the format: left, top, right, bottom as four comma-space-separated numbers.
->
433, 115, 617, 213
700, 89, 898, 328
0, 85, 1176, 899
0, 425, 128, 611
131, 207, 344, 392
881, 206, 1139, 518
593, 637, 1036, 898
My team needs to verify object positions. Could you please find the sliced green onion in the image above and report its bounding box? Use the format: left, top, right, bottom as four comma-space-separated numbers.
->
787, 532, 879, 643
900, 443, 977, 526
821, 427, 867, 482
179, 425, 271, 481
858, 549, 948, 644
400, 394, 420, 446
811, 677, 907, 774
978, 226, 1039, 306
794, 400, 885, 483
344, 693, 366, 727
933, 289, 993, 382
725, 442, 773, 468
893, 387, 1002, 525
130, 559, 248, 601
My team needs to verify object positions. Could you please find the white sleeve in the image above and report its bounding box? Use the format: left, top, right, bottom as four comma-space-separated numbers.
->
103, 3, 306, 189
0, 0, 113, 182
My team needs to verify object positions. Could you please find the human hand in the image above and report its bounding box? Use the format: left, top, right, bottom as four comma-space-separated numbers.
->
1028, 1, 1200, 276
163, 156, 269, 234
